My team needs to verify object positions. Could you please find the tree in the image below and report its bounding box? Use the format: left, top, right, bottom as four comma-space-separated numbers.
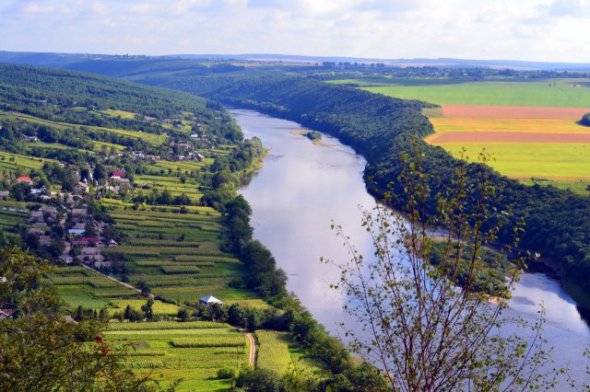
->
0, 246, 170, 391
332, 151, 558, 391
142, 298, 154, 321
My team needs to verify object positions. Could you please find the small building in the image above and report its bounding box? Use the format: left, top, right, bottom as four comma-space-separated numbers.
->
0, 309, 15, 321
68, 228, 86, 237
16, 176, 33, 185
110, 169, 126, 179
0, 191, 9, 200
30, 186, 46, 196
199, 294, 223, 306
41, 206, 58, 217
73, 237, 102, 247
71, 208, 88, 219
73, 182, 89, 195
107, 239, 119, 247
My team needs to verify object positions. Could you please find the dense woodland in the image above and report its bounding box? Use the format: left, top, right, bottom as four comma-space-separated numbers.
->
125, 70, 590, 307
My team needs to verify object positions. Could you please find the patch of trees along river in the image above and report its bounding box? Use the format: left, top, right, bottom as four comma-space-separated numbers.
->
232, 109, 590, 386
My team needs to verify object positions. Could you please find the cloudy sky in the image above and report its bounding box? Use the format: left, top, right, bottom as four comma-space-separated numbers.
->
1, 0, 589, 62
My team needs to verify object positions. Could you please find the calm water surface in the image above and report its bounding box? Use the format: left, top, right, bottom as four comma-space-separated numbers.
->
233, 109, 590, 385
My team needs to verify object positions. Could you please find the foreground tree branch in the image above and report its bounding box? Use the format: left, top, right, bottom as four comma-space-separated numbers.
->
332, 145, 559, 391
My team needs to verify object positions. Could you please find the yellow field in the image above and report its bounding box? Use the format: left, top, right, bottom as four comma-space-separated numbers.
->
440, 142, 590, 184
428, 118, 590, 137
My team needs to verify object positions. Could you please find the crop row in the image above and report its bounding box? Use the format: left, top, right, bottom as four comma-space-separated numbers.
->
170, 336, 246, 348
106, 321, 227, 331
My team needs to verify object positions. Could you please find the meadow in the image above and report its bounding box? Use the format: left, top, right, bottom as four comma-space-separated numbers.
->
255, 330, 326, 378
103, 321, 249, 391
438, 142, 590, 190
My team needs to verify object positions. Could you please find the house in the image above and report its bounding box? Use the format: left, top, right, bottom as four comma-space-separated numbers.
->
71, 208, 88, 219
30, 186, 46, 196
73, 236, 102, 247
68, 228, 86, 237
41, 206, 58, 218
39, 235, 51, 246
190, 133, 201, 140
199, 294, 223, 306
110, 169, 126, 179
27, 228, 44, 235
29, 210, 44, 223
73, 182, 89, 194
16, 176, 33, 185
59, 254, 74, 264
0, 309, 15, 321
0, 191, 9, 200
107, 239, 119, 247
111, 177, 130, 185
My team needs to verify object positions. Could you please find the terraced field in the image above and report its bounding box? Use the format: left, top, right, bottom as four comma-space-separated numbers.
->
104, 321, 250, 391
106, 206, 258, 303
45, 266, 141, 309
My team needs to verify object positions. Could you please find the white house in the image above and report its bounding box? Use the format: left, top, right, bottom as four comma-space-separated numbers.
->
199, 294, 223, 306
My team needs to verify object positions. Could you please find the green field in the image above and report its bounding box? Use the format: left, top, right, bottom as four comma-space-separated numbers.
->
103, 321, 249, 391
256, 330, 325, 378
46, 266, 142, 309
359, 79, 590, 107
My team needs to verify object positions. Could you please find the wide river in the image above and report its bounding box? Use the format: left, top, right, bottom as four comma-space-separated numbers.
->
232, 109, 590, 385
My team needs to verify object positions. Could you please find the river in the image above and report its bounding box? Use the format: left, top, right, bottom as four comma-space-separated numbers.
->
232, 108, 590, 386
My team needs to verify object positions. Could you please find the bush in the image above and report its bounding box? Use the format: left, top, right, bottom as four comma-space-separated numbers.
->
217, 367, 235, 380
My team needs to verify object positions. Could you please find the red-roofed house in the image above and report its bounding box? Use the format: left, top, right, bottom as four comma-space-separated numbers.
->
0, 309, 14, 321
16, 176, 33, 185
110, 169, 126, 179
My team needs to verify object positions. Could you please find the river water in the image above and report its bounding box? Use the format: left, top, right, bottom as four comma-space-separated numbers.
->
232, 108, 590, 385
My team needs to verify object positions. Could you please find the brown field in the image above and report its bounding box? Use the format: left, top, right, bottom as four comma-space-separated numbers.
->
441, 104, 589, 120
429, 131, 590, 143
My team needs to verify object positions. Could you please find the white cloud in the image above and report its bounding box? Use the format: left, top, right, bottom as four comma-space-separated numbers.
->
0, 0, 589, 62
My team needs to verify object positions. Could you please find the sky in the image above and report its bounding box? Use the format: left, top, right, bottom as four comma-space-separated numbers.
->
1, 0, 590, 62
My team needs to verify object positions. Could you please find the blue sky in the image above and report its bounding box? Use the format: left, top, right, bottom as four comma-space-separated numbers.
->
1, 0, 589, 62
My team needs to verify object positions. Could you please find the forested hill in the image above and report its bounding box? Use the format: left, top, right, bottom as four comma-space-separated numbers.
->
130, 71, 590, 308
136, 72, 435, 157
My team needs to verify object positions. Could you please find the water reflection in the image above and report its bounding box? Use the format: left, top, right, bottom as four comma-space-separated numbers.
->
232, 109, 590, 385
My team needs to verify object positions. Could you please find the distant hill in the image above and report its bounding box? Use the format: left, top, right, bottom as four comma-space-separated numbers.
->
3, 50, 590, 71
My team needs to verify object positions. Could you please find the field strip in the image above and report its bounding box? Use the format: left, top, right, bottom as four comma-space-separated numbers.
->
430, 117, 590, 134
428, 131, 590, 143
441, 104, 590, 120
